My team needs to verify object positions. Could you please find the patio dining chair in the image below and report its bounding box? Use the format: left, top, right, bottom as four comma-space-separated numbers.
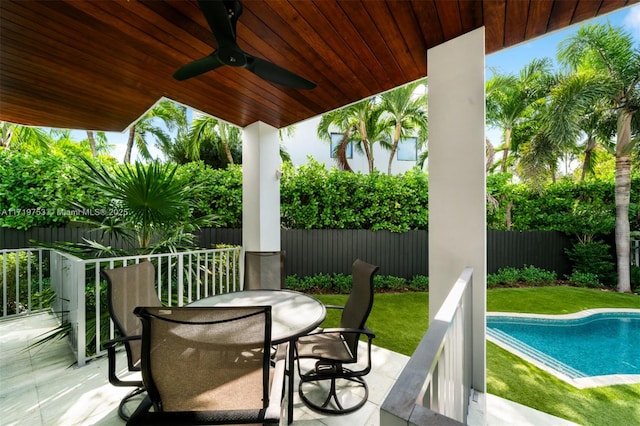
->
102, 261, 162, 421
295, 259, 379, 414
127, 306, 286, 425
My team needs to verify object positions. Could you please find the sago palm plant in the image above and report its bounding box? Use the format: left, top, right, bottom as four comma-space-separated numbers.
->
63, 157, 216, 257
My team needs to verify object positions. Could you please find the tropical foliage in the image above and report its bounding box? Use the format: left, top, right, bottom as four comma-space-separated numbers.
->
57, 158, 217, 257
317, 79, 428, 174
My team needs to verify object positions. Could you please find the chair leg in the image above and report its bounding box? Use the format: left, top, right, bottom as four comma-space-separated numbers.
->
298, 371, 369, 415
118, 387, 146, 421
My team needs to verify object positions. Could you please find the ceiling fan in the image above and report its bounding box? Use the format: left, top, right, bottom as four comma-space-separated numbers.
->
173, 0, 317, 90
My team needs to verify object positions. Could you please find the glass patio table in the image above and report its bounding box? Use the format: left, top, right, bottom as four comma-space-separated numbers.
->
188, 289, 326, 424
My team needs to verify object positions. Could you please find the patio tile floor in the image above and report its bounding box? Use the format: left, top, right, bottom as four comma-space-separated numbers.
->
1, 312, 577, 426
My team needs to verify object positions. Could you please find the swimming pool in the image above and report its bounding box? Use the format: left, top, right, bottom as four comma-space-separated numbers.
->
487, 309, 640, 386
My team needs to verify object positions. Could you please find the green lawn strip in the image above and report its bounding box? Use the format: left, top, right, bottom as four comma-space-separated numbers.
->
488, 342, 640, 425
314, 292, 429, 356
487, 286, 640, 314
314, 287, 640, 425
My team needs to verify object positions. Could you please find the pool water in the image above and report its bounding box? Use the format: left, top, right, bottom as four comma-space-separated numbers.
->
487, 312, 640, 377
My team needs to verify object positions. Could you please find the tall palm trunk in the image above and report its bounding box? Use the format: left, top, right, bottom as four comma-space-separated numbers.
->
2, 130, 12, 149
86, 131, 97, 158
581, 135, 597, 181
219, 124, 235, 165
387, 123, 402, 175
614, 111, 633, 293
500, 127, 512, 173
358, 121, 374, 173
124, 126, 136, 164
336, 130, 353, 172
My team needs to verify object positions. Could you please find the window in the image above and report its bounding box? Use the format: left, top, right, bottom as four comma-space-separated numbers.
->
330, 133, 353, 159
397, 137, 417, 161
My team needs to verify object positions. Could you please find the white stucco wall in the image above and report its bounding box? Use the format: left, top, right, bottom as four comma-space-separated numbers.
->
281, 115, 425, 175
428, 27, 487, 392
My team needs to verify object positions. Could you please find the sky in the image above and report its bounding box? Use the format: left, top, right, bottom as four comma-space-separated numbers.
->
89, 4, 640, 163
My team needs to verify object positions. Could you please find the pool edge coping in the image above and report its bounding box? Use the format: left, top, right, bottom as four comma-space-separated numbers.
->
487, 308, 640, 389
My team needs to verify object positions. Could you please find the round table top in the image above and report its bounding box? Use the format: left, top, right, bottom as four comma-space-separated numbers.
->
188, 289, 326, 344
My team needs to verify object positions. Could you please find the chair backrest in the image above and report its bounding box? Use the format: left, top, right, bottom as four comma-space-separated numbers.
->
341, 259, 379, 355
244, 250, 286, 290
134, 306, 272, 413
103, 262, 161, 370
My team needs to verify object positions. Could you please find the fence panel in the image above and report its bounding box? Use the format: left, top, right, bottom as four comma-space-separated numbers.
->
1, 227, 575, 278
487, 230, 572, 276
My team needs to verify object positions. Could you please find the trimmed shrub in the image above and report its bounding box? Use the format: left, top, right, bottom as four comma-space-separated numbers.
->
565, 240, 616, 287
565, 271, 602, 288
409, 275, 429, 291
519, 265, 557, 284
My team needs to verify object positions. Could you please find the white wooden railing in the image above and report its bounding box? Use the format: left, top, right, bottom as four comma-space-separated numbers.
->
380, 268, 474, 425
49, 247, 241, 366
0, 248, 49, 318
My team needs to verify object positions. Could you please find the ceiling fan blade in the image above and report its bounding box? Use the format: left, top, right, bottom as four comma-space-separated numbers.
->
197, 0, 239, 48
246, 56, 317, 90
173, 53, 223, 81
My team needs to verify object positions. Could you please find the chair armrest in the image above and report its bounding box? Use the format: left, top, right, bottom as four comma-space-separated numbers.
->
104, 334, 141, 349
308, 327, 376, 339
325, 305, 344, 310
106, 335, 143, 388
264, 343, 287, 422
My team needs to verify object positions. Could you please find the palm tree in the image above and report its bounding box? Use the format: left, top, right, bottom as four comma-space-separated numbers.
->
317, 98, 380, 173
123, 100, 187, 163
0, 121, 51, 151
84, 130, 111, 157
486, 58, 553, 173
557, 23, 640, 293
379, 80, 428, 175
185, 115, 241, 165
352, 106, 392, 167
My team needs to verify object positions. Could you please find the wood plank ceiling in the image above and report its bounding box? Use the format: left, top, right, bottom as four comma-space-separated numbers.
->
1, 0, 638, 131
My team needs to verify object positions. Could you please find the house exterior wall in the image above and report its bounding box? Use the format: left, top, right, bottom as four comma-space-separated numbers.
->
281, 115, 425, 175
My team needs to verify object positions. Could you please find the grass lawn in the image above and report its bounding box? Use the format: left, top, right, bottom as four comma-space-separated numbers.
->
314, 286, 640, 426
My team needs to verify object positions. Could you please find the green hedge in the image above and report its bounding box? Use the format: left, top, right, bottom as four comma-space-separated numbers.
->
285, 272, 429, 293
2, 150, 637, 236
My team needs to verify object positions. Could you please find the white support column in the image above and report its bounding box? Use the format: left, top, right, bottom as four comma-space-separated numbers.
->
428, 27, 486, 391
242, 121, 281, 253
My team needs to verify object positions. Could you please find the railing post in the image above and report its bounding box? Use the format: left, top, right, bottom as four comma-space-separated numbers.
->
14, 251, 19, 315
2, 252, 7, 318
177, 253, 184, 306
75, 260, 87, 366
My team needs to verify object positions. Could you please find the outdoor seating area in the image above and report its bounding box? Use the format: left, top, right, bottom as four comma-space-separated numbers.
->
0, 311, 407, 426
1, 311, 585, 426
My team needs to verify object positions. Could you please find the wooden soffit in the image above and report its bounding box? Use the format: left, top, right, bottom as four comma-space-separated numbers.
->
1, 0, 638, 131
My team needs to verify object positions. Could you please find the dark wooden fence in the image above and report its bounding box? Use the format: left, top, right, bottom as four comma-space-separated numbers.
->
1, 227, 573, 278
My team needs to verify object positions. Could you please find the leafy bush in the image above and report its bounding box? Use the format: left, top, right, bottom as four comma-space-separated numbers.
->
487, 267, 521, 287
409, 275, 429, 291
487, 266, 556, 287
519, 265, 557, 284
285, 272, 421, 293
374, 275, 407, 291
565, 271, 603, 288
0, 150, 103, 229
280, 159, 428, 232
565, 240, 616, 287
0, 151, 631, 237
